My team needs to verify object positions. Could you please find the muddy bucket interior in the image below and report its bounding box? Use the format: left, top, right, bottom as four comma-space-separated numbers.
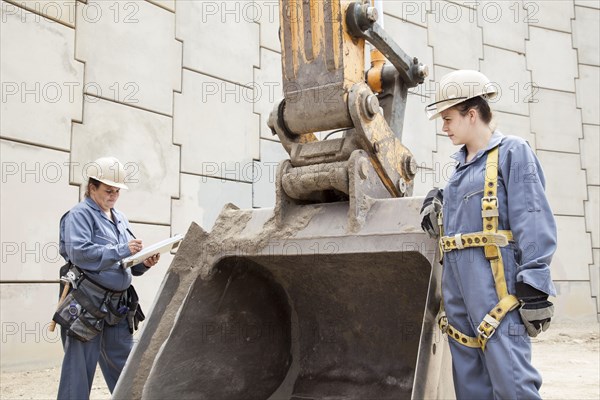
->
143, 251, 432, 400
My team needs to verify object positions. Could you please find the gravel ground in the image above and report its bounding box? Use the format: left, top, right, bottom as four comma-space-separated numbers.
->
1, 323, 598, 399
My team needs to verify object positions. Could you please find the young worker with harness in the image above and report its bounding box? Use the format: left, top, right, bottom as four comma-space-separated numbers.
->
420, 70, 557, 399
53, 156, 160, 400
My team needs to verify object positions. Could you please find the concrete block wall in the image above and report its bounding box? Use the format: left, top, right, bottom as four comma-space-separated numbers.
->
1, 0, 598, 370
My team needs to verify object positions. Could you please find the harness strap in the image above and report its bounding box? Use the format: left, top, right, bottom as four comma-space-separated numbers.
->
476, 295, 520, 350
441, 231, 513, 251
438, 294, 520, 351
438, 310, 480, 349
437, 146, 518, 351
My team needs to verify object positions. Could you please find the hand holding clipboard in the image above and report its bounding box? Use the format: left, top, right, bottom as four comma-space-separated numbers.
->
121, 234, 185, 269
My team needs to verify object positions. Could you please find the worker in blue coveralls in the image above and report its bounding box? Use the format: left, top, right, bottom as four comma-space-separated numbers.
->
420, 70, 557, 399
56, 156, 160, 400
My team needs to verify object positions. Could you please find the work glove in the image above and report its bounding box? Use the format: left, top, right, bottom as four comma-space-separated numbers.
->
125, 285, 145, 334
516, 281, 554, 337
420, 188, 443, 238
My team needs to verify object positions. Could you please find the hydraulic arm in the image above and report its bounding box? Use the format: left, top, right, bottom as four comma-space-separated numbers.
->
269, 0, 428, 228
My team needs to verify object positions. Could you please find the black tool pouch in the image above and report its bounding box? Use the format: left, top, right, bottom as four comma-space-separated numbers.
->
53, 267, 126, 342
125, 285, 145, 334
104, 290, 128, 327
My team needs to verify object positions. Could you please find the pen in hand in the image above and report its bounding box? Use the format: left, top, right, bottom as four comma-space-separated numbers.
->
126, 228, 143, 254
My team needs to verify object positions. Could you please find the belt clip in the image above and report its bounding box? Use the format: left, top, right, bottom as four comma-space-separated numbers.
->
481, 196, 498, 207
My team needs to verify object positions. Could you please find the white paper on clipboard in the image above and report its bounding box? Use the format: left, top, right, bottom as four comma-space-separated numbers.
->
121, 234, 185, 269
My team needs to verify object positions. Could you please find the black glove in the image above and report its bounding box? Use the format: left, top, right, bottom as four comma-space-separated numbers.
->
420, 188, 443, 238
516, 282, 554, 337
125, 285, 145, 334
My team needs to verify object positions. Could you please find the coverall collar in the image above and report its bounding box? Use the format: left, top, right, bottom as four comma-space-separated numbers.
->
84, 196, 122, 224
450, 130, 504, 167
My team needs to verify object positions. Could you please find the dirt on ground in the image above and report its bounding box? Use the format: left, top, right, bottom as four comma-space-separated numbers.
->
0, 323, 598, 399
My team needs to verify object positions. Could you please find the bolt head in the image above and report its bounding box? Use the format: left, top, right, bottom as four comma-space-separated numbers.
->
403, 155, 417, 179
365, 94, 380, 116
366, 6, 378, 23
397, 179, 407, 194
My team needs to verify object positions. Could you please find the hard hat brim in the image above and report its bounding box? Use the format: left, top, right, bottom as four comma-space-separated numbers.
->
90, 177, 129, 190
425, 97, 468, 120
425, 92, 497, 120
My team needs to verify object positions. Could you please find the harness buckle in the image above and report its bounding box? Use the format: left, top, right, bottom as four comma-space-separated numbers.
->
477, 325, 495, 341
477, 314, 499, 340
481, 196, 498, 208
438, 313, 449, 334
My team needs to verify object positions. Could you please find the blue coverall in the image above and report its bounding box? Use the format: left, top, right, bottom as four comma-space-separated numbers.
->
442, 131, 557, 399
57, 196, 149, 400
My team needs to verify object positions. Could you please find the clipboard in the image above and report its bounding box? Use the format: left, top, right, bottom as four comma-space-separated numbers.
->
121, 234, 185, 269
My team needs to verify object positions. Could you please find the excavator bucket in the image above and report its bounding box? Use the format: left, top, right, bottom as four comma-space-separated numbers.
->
113, 197, 454, 399
114, 1, 455, 398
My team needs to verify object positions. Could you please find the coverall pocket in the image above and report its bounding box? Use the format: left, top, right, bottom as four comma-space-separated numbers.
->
463, 189, 484, 203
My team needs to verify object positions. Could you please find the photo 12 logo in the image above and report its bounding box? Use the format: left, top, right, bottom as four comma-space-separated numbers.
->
1, 161, 140, 184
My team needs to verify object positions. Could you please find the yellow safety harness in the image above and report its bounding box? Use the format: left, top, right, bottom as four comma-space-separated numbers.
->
437, 146, 520, 351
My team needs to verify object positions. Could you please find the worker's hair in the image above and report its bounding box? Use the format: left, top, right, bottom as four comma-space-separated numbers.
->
85, 178, 101, 198
455, 96, 493, 125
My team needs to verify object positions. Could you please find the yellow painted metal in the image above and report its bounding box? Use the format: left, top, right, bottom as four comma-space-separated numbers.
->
278, 0, 364, 99
340, 1, 364, 88
366, 48, 385, 93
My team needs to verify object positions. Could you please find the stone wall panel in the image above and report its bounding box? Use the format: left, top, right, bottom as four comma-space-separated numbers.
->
552, 216, 593, 281
479, 0, 528, 53
252, 139, 288, 208
530, 89, 583, 153
581, 124, 600, 185
576, 65, 600, 125
254, 48, 283, 139
572, 5, 600, 65
537, 151, 587, 216
526, 27, 578, 92
76, 0, 181, 115
174, 71, 259, 178
585, 186, 600, 248
71, 99, 179, 225
176, 0, 259, 85
0, 284, 63, 369
495, 112, 535, 149
0, 140, 79, 281
172, 174, 253, 234
428, 2, 483, 69
529, 0, 574, 32
480, 46, 531, 116
1, 6, 83, 149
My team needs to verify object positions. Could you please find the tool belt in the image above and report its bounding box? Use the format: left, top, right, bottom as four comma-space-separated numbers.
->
53, 263, 138, 342
437, 146, 520, 351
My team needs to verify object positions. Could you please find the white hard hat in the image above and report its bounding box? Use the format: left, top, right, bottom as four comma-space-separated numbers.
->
87, 156, 129, 189
425, 70, 497, 120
